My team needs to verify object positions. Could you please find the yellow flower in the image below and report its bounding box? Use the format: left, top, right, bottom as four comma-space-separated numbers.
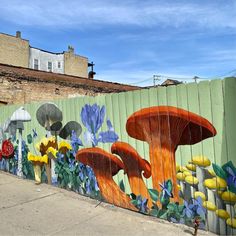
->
27, 152, 48, 164
215, 209, 230, 220
46, 147, 58, 158
58, 141, 72, 150
194, 191, 206, 201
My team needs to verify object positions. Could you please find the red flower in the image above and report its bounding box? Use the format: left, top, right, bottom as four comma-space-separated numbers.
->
0, 150, 2, 161
2, 140, 14, 158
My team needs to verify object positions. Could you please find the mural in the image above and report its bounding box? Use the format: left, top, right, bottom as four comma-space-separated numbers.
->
0, 79, 236, 235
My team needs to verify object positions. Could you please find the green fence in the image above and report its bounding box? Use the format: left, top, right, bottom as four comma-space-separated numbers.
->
0, 78, 235, 234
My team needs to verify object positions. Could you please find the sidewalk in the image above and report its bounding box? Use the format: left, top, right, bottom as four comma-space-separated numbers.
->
0, 171, 216, 236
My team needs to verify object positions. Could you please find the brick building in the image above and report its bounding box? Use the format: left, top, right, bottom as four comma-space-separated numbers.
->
0, 63, 139, 106
0, 31, 90, 78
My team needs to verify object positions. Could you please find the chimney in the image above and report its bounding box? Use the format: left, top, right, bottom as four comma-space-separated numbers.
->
16, 31, 21, 38
68, 45, 74, 54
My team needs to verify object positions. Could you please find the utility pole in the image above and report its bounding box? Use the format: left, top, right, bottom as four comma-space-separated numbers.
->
153, 75, 160, 86
193, 76, 199, 83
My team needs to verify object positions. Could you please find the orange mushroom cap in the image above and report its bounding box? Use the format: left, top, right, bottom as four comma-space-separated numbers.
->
126, 106, 216, 145
111, 141, 151, 178
76, 147, 124, 176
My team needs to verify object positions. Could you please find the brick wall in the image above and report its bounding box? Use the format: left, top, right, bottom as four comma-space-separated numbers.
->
0, 33, 29, 68
0, 64, 140, 105
64, 51, 88, 78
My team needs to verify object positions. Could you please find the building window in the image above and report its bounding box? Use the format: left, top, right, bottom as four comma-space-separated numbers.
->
58, 62, 61, 68
48, 61, 52, 72
34, 59, 39, 70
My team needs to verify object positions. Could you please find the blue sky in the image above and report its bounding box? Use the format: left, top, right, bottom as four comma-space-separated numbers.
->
0, 0, 236, 86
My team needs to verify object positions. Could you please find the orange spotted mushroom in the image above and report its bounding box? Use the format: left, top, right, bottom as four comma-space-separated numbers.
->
76, 147, 137, 211
126, 106, 216, 202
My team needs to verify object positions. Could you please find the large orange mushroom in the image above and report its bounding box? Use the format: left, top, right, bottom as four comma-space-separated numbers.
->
76, 147, 137, 211
126, 106, 217, 202
111, 141, 153, 208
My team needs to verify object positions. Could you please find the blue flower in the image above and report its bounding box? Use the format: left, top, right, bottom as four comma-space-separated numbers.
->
81, 104, 118, 147
71, 130, 83, 156
32, 128, 38, 138
182, 197, 206, 219
81, 104, 105, 134
136, 195, 148, 213
159, 180, 173, 199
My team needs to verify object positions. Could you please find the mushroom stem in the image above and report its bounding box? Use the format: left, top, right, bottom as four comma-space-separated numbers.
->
219, 218, 226, 235
111, 142, 153, 209
149, 139, 179, 202
33, 162, 42, 184
206, 189, 219, 234
226, 204, 235, 218
183, 182, 192, 202
96, 172, 137, 211
196, 166, 207, 196
17, 129, 23, 178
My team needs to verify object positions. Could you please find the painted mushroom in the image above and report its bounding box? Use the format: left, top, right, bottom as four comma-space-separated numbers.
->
204, 177, 227, 234
59, 121, 82, 140
191, 155, 212, 196
76, 147, 137, 211
215, 209, 230, 235
203, 200, 218, 233
36, 102, 62, 184
10, 107, 31, 177
126, 106, 217, 201
111, 141, 153, 208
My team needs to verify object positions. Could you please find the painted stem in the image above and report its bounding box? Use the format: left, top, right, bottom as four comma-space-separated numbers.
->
33, 163, 42, 184
17, 129, 23, 178
196, 166, 207, 197
96, 172, 137, 211
149, 140, 179, 202
206, 189, 219, 234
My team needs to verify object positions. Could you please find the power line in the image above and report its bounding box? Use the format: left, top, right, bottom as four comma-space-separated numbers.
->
127, 69, 236, 86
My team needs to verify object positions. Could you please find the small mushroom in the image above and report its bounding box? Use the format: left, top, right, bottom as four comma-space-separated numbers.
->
204, 177, 227, 234
194, 191, 206, 201
76, 147, 137, 211
126, 106, 216, 202
192, 155, 212, 197
28, 152, 48, 184
221, 191, 236, 218
36, 103, 63, 184
185, 175, 199, 198
226, 218, 236, 235
111, 141, 152, 208
36, 103, 63, 131
215, 209, 230, 235
10, 107, 31, 177
203, 200, 218, 233
59, 121, 82, 139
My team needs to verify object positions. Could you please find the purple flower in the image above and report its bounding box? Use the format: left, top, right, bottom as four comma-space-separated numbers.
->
81, 104, 118, 147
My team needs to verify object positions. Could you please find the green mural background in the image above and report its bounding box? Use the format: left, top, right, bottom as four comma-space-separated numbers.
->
0, 77, 235, 234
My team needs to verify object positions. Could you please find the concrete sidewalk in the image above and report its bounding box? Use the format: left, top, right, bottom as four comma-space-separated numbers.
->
0, 171, 216, 236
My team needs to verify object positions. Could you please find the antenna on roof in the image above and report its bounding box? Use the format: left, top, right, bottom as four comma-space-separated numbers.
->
88, 61, 96, 79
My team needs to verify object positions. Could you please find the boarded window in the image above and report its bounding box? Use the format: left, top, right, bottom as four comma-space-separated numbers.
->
58, 62, 61, 68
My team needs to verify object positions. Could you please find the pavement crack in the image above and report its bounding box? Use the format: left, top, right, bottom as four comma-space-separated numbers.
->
0, 192, 58, 211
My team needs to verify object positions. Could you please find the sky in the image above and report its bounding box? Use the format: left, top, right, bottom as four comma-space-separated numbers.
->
0, 0, 236, 86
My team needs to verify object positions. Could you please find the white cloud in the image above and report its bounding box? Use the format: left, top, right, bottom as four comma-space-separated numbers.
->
0, 0, 236, 29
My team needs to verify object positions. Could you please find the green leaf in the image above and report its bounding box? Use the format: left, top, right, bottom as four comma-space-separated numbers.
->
150, 209, 158, 217
119, 180, 125, 192
148, 189, 159, 202
130, 199, 138, 206
166, 179, 173, 193
212, 163, 227, 180
27, 134, 33, 144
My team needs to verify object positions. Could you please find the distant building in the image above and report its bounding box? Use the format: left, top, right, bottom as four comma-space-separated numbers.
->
0, 31, 90, 78
161, 79, 183, 86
